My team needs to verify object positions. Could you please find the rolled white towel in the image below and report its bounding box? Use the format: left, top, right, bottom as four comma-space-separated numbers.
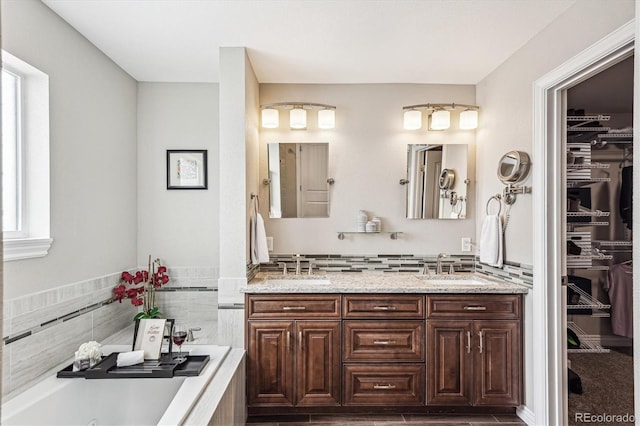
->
116, 350, 145, 367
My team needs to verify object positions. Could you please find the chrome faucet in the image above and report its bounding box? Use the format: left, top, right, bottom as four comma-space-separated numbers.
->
422, 262, 432, 275
295, 254, 302, 275
278, 262, 288, 275
436, 253, 448, 275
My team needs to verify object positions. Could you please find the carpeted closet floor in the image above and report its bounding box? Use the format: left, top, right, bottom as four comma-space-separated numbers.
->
568, 347, 634, 425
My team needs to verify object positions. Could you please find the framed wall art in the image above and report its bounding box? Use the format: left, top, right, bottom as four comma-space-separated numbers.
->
166, 149, 208, 190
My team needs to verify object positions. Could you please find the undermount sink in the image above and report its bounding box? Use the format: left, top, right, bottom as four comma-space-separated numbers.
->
266, 278, 331, 286
414, 274, 494, 285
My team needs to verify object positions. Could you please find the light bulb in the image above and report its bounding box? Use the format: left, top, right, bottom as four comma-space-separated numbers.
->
459, 109, 478, 130
318, 109, 335, 129
290, 107, 307, 129
430, 109, 450, 130
261, 108, 279, 128
403, 110, 422, 130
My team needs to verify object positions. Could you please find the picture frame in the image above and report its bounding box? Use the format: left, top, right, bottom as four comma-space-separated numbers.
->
132, 318, 169, 360
166, 149, 208, 190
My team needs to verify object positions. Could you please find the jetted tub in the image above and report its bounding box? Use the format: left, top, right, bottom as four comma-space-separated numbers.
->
2, 345, 232, 426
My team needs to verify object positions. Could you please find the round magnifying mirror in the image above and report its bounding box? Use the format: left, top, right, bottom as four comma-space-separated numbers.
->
497, 151, 530, 184
439, 168, 455, 190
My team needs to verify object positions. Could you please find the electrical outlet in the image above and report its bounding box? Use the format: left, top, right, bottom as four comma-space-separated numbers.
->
266, 237, 274, 251
461, 237, 472, 252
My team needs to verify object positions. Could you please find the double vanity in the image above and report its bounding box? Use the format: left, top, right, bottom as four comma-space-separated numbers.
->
243, 272, 527, 415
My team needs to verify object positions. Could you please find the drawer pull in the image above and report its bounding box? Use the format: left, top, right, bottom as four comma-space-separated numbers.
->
373, 306, 397, 311
464, 306, 487, 311
282, 306, 307, 311
373, 384, 397, 390
478, 330, 484, 353
373, 340, 397, 345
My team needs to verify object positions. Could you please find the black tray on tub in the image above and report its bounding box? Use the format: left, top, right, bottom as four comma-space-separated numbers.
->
56, 353, 209, 379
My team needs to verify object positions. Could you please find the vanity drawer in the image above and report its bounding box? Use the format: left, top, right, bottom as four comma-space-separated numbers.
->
343, 295, 425, 318
343, 364, 425, 406
247, 295, 341, 319
343, 320, 425, 362
427, 294, 521, 319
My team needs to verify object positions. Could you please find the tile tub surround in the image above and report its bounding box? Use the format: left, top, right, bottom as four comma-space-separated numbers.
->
244, 271, 528, 294
2, 344, 244, 426
2, 266, 219, 398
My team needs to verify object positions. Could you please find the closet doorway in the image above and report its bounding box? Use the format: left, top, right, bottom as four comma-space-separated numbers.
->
531, 21, 636, 426
565, 55, 634, 425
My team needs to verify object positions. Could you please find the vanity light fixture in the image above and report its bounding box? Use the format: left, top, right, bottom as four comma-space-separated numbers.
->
260, 102, 337, 130
402, 103, 479, 131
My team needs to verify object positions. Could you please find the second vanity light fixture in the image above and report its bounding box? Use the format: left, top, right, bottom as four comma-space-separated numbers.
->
261, 102, 336, 130
402, 103, 479, 131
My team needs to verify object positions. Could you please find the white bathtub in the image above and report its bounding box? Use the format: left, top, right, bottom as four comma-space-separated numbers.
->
2, 345, 232, 426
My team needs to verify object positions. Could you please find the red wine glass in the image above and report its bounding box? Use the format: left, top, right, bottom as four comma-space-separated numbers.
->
172, 324, 188, 362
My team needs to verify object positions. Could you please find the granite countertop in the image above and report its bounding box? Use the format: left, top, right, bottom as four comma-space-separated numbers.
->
243, 272, 528, 294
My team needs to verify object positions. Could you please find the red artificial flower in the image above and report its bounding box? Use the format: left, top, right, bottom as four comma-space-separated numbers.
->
157, 266, 167, 274
114, 257, 170, 317
131, 296, 144, 307
121, 272, 134, 283
126, 288, 138, 299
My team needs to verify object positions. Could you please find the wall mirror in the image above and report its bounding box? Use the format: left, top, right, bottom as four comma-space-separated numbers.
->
267, 142, 330, 218
405, 144, 468, 219
497, 150, 530, 184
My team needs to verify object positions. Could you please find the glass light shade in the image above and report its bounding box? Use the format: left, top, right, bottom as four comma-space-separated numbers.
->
459, 109, 479, 130
290, 107, 307, 129
318, 109, 335, 129
261, 108, 279, 128
430, 109, 450, 130
403, 110, 422, 130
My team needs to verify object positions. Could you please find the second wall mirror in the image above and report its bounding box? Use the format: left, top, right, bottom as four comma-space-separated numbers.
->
405, 144, 468, 219
267, 142, 330, 218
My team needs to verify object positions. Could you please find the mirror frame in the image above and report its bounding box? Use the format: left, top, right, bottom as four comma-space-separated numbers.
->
497, 150, 530, 184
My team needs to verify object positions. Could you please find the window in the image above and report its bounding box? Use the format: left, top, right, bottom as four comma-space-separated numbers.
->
2, 67, 21, 236
1, 51, 52, 261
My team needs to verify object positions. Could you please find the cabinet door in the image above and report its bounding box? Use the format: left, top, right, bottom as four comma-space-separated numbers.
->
426, 320, 472, 406
247, 321, 294, 406
473, 320, 521, 406
295, 321, 341, 406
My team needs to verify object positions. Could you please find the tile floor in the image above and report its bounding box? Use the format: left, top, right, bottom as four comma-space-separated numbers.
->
245, 413, 526, 425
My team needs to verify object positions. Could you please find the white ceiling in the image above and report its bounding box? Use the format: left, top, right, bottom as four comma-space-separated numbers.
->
42, 0, 576, 84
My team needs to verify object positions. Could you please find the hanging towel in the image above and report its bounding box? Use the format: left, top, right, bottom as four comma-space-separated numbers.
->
250, 197, 270, 265
479, 214, 503, 267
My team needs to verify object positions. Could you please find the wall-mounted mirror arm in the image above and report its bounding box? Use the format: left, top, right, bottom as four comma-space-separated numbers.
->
502, 184, 532, 205
496, 150, 532, 206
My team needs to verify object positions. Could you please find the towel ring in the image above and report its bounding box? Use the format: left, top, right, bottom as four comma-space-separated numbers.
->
486, 195, 502, 215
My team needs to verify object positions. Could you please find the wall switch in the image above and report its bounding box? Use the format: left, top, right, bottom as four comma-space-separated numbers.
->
266, 237, 274, 251
461, 237, 472, 252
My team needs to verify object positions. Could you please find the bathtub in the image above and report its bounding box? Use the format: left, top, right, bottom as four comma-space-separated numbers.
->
2, 345, 236, 426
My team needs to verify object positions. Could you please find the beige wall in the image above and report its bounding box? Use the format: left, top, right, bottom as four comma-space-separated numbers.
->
476, 0, 635, 265
259, 83, 477, 255
2, 0, 138, 299
136, 83, 219, 267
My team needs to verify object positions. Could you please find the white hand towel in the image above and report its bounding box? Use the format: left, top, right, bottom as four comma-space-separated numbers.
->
479, 214, 503, 267
254, 212, 270, 263
116, 350, 144, 367
250, 198, 270, 265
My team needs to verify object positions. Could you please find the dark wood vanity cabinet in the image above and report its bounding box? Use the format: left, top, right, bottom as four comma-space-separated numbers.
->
426, 295, 522, 407
246, 295, 341, 407
246, 292, 523, 412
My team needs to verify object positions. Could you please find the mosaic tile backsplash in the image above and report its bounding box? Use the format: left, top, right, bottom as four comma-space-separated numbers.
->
254, 254, 533, 288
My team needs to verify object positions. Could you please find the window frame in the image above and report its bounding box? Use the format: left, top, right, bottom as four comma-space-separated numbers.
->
2, 51, 52, 261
